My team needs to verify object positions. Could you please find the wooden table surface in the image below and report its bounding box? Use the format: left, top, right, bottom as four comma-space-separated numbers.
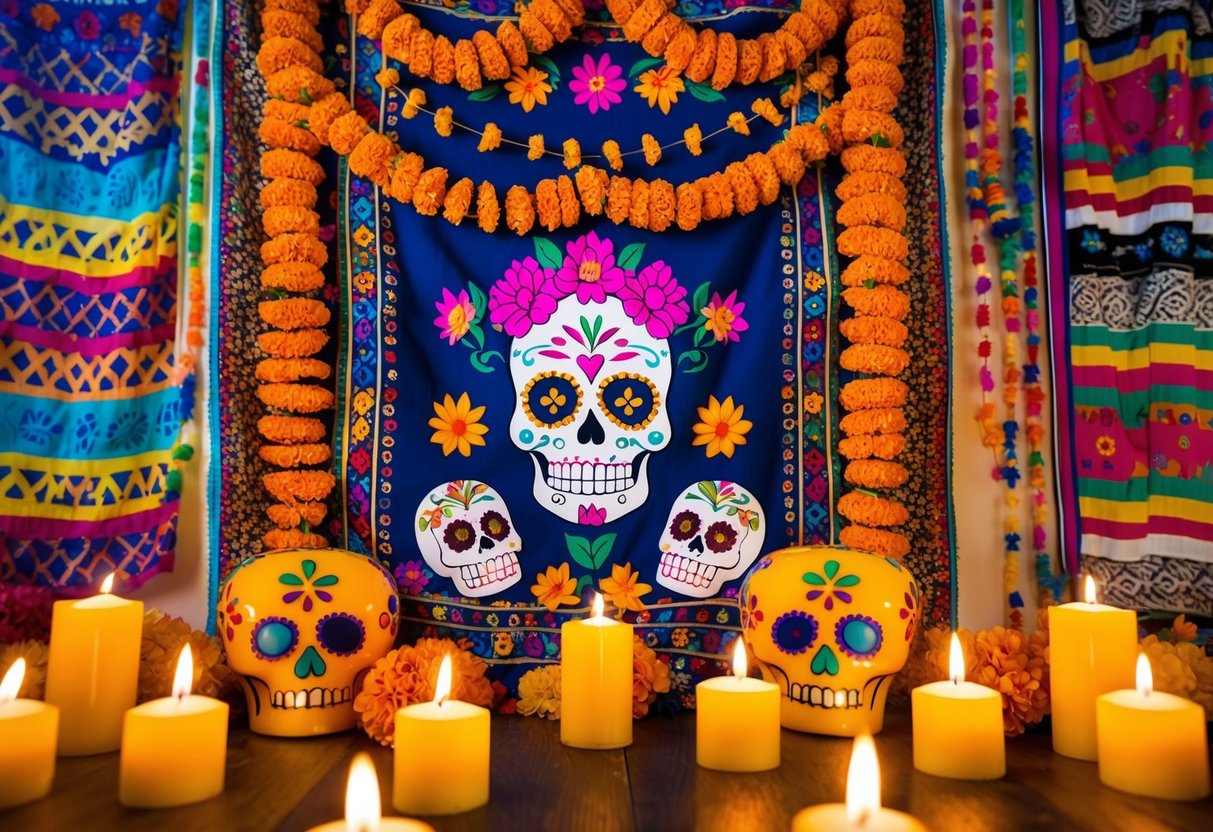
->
5, 707, 1210, 831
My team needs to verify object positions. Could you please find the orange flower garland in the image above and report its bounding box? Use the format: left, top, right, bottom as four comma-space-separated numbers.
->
829, 0, 911, 560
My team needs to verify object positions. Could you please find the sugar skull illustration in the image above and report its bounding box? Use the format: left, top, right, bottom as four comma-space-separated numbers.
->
656, 481, 766, 597
415, 480, 522, 597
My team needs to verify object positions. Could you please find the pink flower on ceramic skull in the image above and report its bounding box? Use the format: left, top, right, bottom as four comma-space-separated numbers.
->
489, 257, 560, 338
553, 232, 628, 304
433, 288, 476, 345
618, 261, 690, 338
569, 53, 627, 114
577, 504, 607, 526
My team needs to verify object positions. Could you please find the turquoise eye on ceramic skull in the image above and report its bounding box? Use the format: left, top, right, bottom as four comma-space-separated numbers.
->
835, 614, 883, 659
252, 616, 299, 661
522, 371, 581, 428
598, 373, 660, 430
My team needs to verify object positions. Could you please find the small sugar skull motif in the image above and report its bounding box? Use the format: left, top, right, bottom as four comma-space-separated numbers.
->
218, 548, 398, 737
656, 481, 765, 598
414, 480, 522, 597
507, 295, 672, 525
741, 545, 919, 736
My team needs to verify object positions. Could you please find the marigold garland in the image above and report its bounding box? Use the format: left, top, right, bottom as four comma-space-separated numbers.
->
256, 357, 332, 383
258, 443, 332, 468
267, 501, 328, 530
263, 529, 331, 549
258, 298, 330, 330
845, 459, 909, 488
837, 432, 907, 460
838, 489, 909, 527
257, 382, 336, 413
839, 407, 907, 436
257, 328, 329, 358
840, 524, 910, 560
263, 470, 338, 504
258, 415, 326, 445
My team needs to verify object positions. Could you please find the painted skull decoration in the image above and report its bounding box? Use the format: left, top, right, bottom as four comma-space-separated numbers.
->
415, 480, 522, 597
656, 480, 766, 598
740, 545, 919, 736
218, 548, 398, 737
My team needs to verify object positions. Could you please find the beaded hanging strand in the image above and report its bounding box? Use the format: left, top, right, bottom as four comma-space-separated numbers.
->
1009, 0, 1062, 607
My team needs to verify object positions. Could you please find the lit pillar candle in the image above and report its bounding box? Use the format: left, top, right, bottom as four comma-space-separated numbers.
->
119, 644, 229, 808
560, 593, 632, 749
45, 573, 143, 756
911, 632, 1005, 780
1048, 575, 1137, 760
309, 752, 435, 832
0, 659, 59, 809
792, 734, 927, 832
393, 655, 490, 816
1096, 653, 1210, 800
697, 638, 780, 771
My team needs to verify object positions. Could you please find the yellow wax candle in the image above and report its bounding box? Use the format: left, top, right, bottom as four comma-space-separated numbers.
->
0, 659, 59, 809
1095, 654, 1210, 801
792, 734, 927, 832
1048, 575, 1136, 760
697, 638, 780, 772
45, 573, 143, 756
119, 645, 229, 808
911, 633, 1005, 780
560, 593, 632, 749
309, 752, 435, 832
393, 655, 490, 816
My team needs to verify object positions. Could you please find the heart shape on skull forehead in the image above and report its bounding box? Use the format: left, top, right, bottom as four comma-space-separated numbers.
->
576, 353, 605, 382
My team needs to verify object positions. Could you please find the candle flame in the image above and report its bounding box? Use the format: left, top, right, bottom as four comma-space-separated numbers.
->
845, 733, 881, 825
100, 572, 115, 595
1136, 652, 1153, 698
0, 658, 25, 704
433, 654, 452, 707
733, 638, 748, 680
948, 631, 965, 685
172, 643, 194, 700
344, 752, 381, 832
1083, 574, 1097, 604
591, 592, 605, 620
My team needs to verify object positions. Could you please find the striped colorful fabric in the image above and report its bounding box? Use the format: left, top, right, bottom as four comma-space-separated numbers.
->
1042, 0, 1213, 612
0, 2, 189, 593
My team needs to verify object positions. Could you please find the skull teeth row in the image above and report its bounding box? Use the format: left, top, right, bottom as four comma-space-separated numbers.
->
459, 554, 520, 589
788, 683, 862, 709
658, 553, 719, 588
271, 686, 353, 710
544, 461, 635, 495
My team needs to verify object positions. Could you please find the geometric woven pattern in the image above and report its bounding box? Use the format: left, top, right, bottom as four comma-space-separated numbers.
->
0, 202, 177, 275
0, 275, 176, 337
0, 341, 176, 397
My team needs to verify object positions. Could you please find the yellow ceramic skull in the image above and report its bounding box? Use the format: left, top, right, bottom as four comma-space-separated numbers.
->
740, 545, 919, 736
218, 548, 398, 736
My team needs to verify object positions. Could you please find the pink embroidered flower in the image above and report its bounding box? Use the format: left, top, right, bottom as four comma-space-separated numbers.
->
433, 288, 476, 345
578, 504, 607, 526
619, 261, 690, 338
553, 232, 627, 304
394, 560, 429, 595
700, 290, 749, 343
489, 257, 560, 338
569, 53, 626, 115
73, 10, 100, 40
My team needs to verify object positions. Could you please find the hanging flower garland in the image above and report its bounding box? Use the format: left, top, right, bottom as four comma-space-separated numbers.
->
832, 0, 911, 561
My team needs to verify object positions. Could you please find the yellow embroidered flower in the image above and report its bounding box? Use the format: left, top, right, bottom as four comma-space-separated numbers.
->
692, 395, 753, 458
1096, 435, 1116, 457
517, 665, 562, 719
531, 563, 579, 611
31, 4, 60, 30
804, 391, 824, 415
805, 270, 825, 291
505, 66, 553, 112
428, 392, 488, 457
635, 66, 684, 115
600, 563, 652, 613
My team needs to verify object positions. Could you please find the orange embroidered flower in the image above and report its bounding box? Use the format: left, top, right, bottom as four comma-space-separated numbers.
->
119, 12, 142, 37
692, 395, 753, 458
635, 66, 684, 115
31, 4, 60, 31
429, 392, 488, 457
600, 563, 652, 613
506, 67, 553, 113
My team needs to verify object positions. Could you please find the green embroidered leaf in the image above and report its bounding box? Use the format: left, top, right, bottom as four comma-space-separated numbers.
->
279, 573, 304, 586
692, 323, 712, 348
534, 237, 563, 270
824, 560, 839, 580
589, 534, 617, 570
628, 57, 665, 78
803, 572, 827, 586
566, 534, 595, 571
466, 321, 485, 349
691, 281, 711, 314
467, 282, 488, 323
302, 559, 316, 579
574, 574, 595, 598
313, 575, 339, 587
686, 80, 725, 103
532, 55, 561, 87
835, 574, 860, 587
617, 242, 645, 272
811, 646, 840, 676
677, 349, 709, 373
468, 84, 501, 102
470, 350, 495, 373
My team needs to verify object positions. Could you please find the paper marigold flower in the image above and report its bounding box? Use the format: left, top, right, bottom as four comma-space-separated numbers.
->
355, 639, 493, 745
837, 171, 907, 204
256, 358, 332, 384
648, 178, 675, 232
845, 59, 905, 96
675, 182, 702, 231
478, 122, 502, 153
758, 33, 786, 82
259, 415, 327, 445
750, 97, 785, 127
535, 178, 562, 232
840, 343, 910, 377
355, 0, 403, 39
257, 381, 335, 412
711, 31, 738, 90
735, 38, 763, 85
269, 0, 323, 24
744, 151, 781, 205
527, 134, 546, 161
837, 226, 910, 261
641, 133, 662, 167
431, 35, 456, 85
784, 12, 825, 53
557, 175, 580, 227
476, 181, 500, 233
603, 139, 624, 172
263, 469, 336, 503
402, 88, 427, 119
381, 13, 419, 60
257, 36, 322, 77
806, 70, 832, 94
628, 179, 650, 229
575, 165, 607, 215
258, 298, 330, 330
433, 106, 454, 138
260, 263, 325, 293
621, 0, 665, 42
768, 143, 806, 186
472, 29, 510, 80
517, 665, 562, 719
838, 490, 909, 527
562, 138, 582, 170
260, 178, 318, 210
840, 524, 910, 561
261, 148, 325, 185
454, 38, 482, 91
518, 8, 555, 53
263, 529, 329, 549
845, 459, 909, 489
263, 98, 311, 126
842, 109, 905, 148
971, 626, 1050, 736
606, 176, 632, 225
724, 162, 759, 216
261, 233, 328, 268
412, 168, 449, 216
692, 395, 753, 458
702, 172, 734, 220
258, 326, 330, 358
640, 15, 680, 57
665, 28, 696, 72
505, 186, 535, 236
839, 377, 908, 410
776, 30, 808, 70
259, 442, 332, 468
681, 123, 704, 157
443, 177, 474, 226
374, 67, 400, 90
837, 193, 907, 231
785, 123, 830, 162
267, 501, 327, 530
838, 432, 907, 461
727, 111, 751, 136
685, 28, 717, 84
407, 29, 435, 77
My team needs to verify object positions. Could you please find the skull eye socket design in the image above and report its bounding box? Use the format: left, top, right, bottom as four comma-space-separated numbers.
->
771, 610, 818, 655
480, 510, 511, 541
835, 614, 883, 659
669, 510, 701, 541
704, 521, 739, 553
598, 373, 660, 430
522, 371, 582, 428
443, 519, 476, 552
252, 616, 299, 661
316, 613, 366, 657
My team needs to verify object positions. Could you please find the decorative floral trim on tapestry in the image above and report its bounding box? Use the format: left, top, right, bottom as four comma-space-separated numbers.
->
0, 0, 193, 592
